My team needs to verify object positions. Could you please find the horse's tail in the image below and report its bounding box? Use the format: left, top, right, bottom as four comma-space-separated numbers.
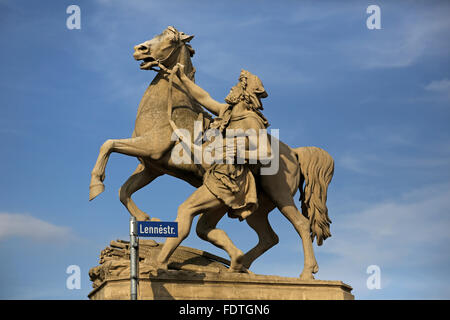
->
294, 147, 334, 246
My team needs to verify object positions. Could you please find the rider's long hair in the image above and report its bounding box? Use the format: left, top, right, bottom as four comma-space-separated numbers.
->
295, 147, 334, 246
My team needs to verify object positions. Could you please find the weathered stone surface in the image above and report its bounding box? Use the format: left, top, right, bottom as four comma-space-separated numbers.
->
89, 239, 232, 289
89, 240, 354, 300
89, 268, 354, 300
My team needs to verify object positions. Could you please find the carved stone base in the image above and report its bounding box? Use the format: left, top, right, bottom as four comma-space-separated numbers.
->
88, 240, 354, 300
89, 271, 353, 300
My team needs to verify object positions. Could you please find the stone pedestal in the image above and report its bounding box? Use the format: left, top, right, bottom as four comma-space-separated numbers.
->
88, 239, 354, 300
89, 271, 354, 300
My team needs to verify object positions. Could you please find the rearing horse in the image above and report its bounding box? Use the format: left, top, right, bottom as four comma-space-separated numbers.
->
89, 26, 334, 280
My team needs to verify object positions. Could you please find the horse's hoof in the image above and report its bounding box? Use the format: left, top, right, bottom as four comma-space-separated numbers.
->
156, 262, 169, 272
89, 183, 105, 201
227, 264, 252, 274
313, 264, 319, 274
299, 272, 315, 281
133, 213, 150, 221
227, 266, 247, 273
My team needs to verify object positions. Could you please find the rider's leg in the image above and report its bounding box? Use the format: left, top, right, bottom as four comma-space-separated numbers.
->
196, 208, 246, 272
156, 185, 244, 271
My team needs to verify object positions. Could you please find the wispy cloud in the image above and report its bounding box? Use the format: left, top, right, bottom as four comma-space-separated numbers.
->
425, 78, 450, 101
339, 124, 450, 175
337, 3, 450, 69
332, 185, 450, 253
425, 79, 450, 93
0, 213, 75, 242
339, 151, 450, 175
338, 153, 379, 175
318, 183, 450, 298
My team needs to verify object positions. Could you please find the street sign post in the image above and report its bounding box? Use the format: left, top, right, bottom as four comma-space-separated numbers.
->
129, 218, 178, 300
129, 216, 138, 300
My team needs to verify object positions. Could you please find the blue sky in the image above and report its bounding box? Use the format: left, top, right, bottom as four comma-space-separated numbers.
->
0, 0, 449, 299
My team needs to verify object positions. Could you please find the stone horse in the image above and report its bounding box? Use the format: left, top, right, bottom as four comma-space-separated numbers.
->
89, 26, 334, 280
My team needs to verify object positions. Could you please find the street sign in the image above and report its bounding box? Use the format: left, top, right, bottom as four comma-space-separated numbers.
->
130, 220, 178, 300
137, 221, 178, 237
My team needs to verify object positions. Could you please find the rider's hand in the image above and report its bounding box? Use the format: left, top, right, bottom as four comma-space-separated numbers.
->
175, 63, 185, 78
224, 140, 237, 159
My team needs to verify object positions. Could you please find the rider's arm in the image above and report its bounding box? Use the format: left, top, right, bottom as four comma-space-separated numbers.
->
176, 66, 227, 116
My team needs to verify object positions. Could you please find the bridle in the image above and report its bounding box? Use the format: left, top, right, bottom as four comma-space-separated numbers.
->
149, 41, 204, 159
148, 42, 182, 73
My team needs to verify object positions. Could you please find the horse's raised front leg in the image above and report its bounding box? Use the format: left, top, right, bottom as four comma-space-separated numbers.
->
119, 162, 163, 221
242, 194, 278, 270
89, 136, 174, 200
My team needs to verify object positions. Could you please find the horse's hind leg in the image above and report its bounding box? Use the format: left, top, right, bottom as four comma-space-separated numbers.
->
262, 180, 318, 280
279, 197, 318, 280
119, 163, 162, 221
242, 194, 278, 269
196, 207, 246, 272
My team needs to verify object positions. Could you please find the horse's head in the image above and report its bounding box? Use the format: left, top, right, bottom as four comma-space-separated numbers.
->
133, 26, 194, 70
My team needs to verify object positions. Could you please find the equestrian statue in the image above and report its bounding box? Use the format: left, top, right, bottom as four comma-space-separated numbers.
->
89, 26, 334, 280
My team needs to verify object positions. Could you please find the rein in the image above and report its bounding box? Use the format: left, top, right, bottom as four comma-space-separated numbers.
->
151, 47, 204, 159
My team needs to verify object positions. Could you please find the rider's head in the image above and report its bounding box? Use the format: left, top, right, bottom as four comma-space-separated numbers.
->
225, 70, 268, 109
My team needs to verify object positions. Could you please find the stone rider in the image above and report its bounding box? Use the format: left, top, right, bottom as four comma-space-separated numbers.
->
177, 64, 271, 220
156, 64, 272, 271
